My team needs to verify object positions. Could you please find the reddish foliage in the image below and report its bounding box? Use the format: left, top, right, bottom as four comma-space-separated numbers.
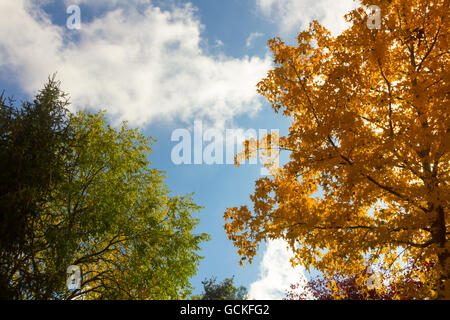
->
286, 261, 433, 300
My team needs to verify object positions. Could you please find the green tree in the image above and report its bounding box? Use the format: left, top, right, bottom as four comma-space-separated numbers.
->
194, 276, 248, 300
0, 76, 73, 299
1, 80, 209, 299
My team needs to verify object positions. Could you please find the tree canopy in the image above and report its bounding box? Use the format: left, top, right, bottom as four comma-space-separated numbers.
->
286, 260, 429, 300
194, 276, 248, 300
224, 0, 449, 299
0, 77, 73, 298
0, 79, 209, 299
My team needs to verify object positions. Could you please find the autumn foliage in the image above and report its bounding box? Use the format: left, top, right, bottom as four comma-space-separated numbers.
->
286, 260, 433, 300
224, 0, 449, 299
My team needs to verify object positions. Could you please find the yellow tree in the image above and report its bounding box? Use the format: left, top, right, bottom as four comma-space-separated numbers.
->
224, 0, 449, 299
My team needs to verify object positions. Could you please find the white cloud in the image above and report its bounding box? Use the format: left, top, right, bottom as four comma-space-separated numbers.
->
0, 0, 271, 128
248, 239, 311, 300
215, 39, 225, 48
246, 32, 264, 47
256, 0, 359, 36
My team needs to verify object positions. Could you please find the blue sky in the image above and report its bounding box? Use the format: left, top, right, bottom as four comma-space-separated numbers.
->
0, 0, 360, 298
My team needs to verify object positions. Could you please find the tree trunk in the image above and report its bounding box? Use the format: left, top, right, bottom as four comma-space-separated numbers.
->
435, 206, 449, 299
